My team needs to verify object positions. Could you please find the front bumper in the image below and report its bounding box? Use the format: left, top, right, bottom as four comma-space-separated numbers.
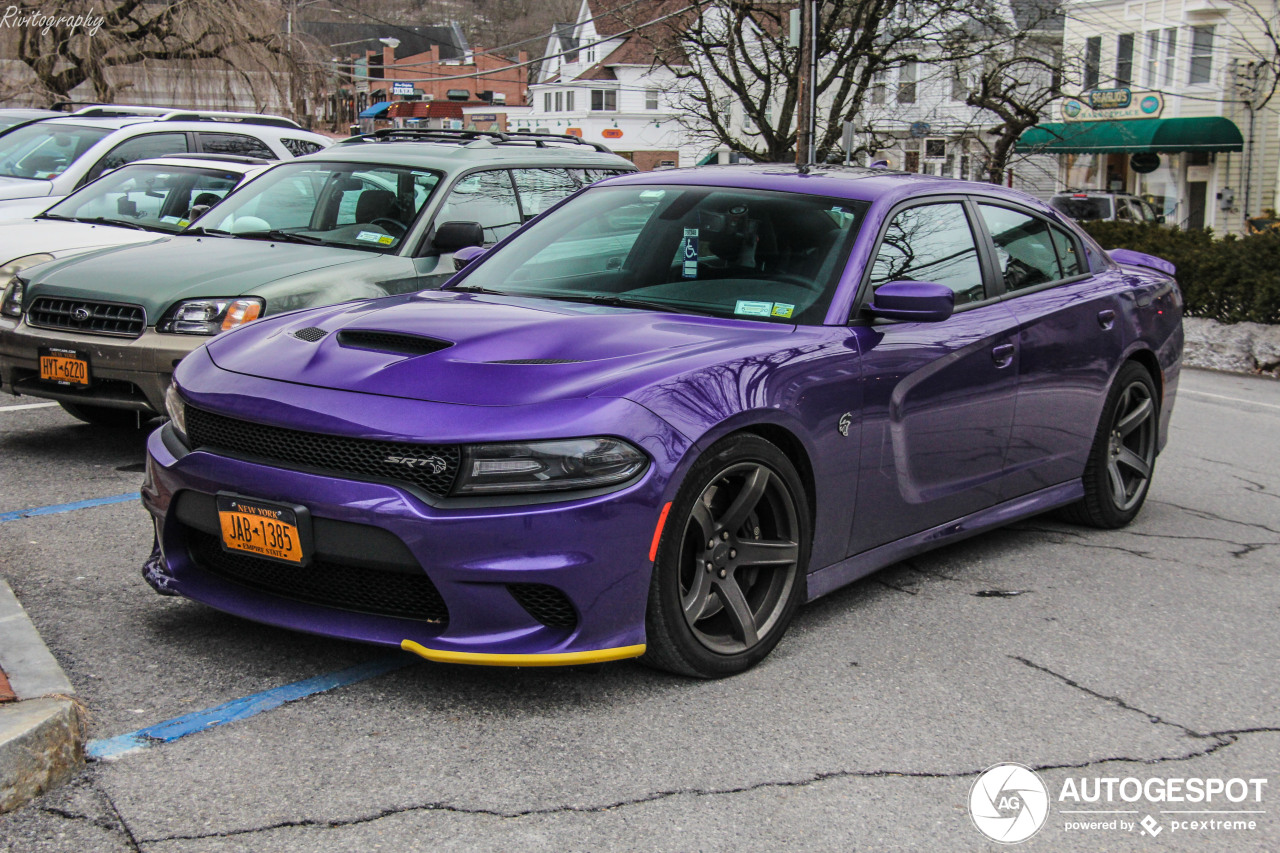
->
0, 320, 203, 414
140, 380, 693, 664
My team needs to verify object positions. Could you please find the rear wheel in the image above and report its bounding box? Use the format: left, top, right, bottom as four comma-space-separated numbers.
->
642, 434, 810, 678
59, 402, 145, 429
1061, 361, 1159, 528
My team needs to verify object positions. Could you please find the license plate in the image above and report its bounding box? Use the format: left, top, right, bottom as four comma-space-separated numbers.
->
39, 347, 90, 387
216, 494, 311, 565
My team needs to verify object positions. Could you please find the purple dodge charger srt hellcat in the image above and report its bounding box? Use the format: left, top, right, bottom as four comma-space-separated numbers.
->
141, 165, 1182, 678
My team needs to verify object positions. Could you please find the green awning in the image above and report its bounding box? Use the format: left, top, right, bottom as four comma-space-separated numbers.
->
697, 151, 719, 166
1016, 117, 1243, 154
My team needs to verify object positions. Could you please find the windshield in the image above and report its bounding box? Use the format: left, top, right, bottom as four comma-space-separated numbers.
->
0, 123, 111, 180
42, 163, 246, 232
1050, 196, 1113, 221
194, 160, 442, 252
450, 185, 867, 324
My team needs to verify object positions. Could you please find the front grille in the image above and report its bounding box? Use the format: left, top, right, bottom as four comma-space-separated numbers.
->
185, 405, 461, 498
508, 583, 577, 628
27, 297, 145, 338
337, 330, 452, 357
187, 529, 448, 623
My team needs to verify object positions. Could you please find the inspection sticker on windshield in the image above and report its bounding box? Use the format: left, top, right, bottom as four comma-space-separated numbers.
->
771, 303, 794, 318
356, 231, 395, 245
734, 300, 774, 317
681, 228, 699, 278
160, 215, 183, 224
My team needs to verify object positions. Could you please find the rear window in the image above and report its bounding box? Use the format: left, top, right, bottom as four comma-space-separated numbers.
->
1050, 196, 1113, 221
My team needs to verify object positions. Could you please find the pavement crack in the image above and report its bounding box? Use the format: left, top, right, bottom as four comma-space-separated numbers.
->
874, 579, 919, 595
1011, 655, 1209, 739
135, 736, 1277, 845
1150, 500, 1280, 536
101, 788, 143, 852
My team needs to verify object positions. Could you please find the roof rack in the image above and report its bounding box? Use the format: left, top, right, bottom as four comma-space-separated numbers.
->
57, 104, 302, 129
339, 127, 614, 153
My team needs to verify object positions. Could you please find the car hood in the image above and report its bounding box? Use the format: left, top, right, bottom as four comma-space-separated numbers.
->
0, 177, 53, 200
205, 290, 797, 406
25, 236, 377, 322
0, 218, 163, 266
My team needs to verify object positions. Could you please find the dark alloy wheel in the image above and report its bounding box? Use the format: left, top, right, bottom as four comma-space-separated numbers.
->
59, 401, 148, 429
1062, 361, 1159, 529
642, 434, 810, 678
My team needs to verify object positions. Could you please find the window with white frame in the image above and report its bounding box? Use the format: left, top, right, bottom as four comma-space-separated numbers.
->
897, 62, 917, 104
590, 89, 617, 111
1116, 33, 1134, 87
1163, 28, 1177, 85
646, 89, 659, 110
1189, 25, 1214, 84
1145, 31, 1160, 87
543, 92, 552, 112
871, 70, 887, 105
566, 91, 574, 111
555, 91, 563, 111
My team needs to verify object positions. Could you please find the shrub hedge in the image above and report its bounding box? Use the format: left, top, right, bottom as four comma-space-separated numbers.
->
1081, 221, 1280, 325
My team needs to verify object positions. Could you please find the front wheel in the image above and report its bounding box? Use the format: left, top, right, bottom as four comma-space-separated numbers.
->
1061, 361, 1159, 528
642, 434, 811, 678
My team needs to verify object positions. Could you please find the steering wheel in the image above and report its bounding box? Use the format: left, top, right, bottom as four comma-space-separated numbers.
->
369, 218, 406, 237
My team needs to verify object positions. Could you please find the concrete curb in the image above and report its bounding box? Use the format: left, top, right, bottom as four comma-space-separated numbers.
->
0, 579, 83, 814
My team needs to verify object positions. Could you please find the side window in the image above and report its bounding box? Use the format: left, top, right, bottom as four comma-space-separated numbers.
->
870, 202, 985, 304
1049, 225, 1083, 277
198, 133, 276, 159
281, 138, 325, 157
511, 168, 580, 221
87, 133, 189, 182
977, 204, 1063, 292
434, 170, 522, 243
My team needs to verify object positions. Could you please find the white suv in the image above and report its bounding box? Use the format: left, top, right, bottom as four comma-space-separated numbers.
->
0, 106, 330, 210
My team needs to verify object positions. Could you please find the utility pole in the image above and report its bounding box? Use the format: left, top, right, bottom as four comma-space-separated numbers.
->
794, 1, 819, 167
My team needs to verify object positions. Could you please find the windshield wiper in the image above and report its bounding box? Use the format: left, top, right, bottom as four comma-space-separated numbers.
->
41, 214, 150, 231
235, 229, 326, 245
540, 293, 715, 317
447, 284, 508, 295
184, 226, 232, 237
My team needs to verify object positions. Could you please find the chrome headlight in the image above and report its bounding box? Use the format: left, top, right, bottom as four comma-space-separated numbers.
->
452, 438, 648, 495
164, 382, 187, 442
157, 297, 263, 335
0, 253, 53, 317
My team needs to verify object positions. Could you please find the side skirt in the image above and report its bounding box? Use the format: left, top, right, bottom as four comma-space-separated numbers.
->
805, 480, 1084, 602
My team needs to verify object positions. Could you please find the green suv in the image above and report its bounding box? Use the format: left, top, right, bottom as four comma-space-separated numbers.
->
0, 129, 636, 424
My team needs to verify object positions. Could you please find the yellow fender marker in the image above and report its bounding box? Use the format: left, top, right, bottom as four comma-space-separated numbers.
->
401, 640, 645, 667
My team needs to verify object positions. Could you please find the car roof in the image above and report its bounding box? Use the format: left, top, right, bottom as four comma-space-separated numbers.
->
115, 155, 269, 174
34, 116, 329, 140
597, 164, 1058, 213
315, 135, 636, 172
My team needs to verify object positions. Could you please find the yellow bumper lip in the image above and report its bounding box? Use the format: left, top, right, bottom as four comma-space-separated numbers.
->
400, 640, 645, 667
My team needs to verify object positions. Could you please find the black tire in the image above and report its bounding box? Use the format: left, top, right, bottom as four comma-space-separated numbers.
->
641, 433, 811, 678
1060, 361, 1159, 529
59, 402, 145, 429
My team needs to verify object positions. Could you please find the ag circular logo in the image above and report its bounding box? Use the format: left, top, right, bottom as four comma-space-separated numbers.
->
969, 763, 1050, 843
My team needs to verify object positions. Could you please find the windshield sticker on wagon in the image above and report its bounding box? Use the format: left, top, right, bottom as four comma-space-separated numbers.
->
356, 231, 395, 245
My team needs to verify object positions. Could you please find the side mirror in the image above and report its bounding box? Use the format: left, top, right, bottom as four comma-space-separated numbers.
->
452, 244, 487, 270
867, 281, 955, 322
432, 220, 484, 253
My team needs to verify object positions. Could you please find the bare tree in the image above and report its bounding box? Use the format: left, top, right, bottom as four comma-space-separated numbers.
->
0, 0, 324, 113
957, 0, 1070, 184
620, 0, 1004, 162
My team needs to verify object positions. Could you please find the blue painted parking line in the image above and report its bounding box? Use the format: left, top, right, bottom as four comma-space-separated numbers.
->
0, 492, 138, 523
87, 653, 415, 760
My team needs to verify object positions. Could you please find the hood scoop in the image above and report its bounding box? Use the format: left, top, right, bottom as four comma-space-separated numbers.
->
336, 329, 453, 357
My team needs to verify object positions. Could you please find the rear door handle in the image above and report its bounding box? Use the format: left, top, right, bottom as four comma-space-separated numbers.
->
992, 343, 1015, 368
1097, 309, 1116, 330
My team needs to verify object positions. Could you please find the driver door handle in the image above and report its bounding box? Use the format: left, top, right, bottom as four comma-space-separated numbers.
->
992, 343, 1015, 368
1097, 309, 1116, 330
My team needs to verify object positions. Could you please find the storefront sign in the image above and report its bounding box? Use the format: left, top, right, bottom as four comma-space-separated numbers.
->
391, 82, 415, 96
565, 127, 583, 137
1061, 92, 1163, 122
602, 128, 624, 139
469, 113, 498, 122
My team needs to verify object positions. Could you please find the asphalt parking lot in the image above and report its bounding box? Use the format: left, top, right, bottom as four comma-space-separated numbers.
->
0, 367, 1277, 852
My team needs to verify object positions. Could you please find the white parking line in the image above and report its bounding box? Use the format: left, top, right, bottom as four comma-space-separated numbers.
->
0, 402, 58, 412
1180, 389, 1280, 412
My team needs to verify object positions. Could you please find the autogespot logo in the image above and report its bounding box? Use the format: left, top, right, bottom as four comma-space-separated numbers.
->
969, 763, 1050, 843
